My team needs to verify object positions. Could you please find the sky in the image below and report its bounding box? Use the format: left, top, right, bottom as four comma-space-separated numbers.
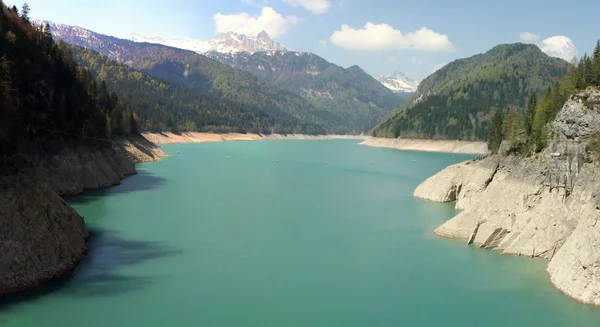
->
13, 0, 600, 80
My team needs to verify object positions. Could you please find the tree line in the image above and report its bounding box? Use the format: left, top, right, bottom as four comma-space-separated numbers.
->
0, 2, 140, 154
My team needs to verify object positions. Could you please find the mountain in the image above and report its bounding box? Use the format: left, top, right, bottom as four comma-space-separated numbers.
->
40, 20, 404, 133
70, 46, 316, 134
37, 20, 333, 134
0, 2, 156, 297
119, 29, 405, 132
376, 71, 419, 93
208, 51, 405, 132
125, 30, 287, 55
373, 43, 570, 140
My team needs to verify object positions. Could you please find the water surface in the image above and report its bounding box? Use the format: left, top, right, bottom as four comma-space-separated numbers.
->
2, 140, 600, 326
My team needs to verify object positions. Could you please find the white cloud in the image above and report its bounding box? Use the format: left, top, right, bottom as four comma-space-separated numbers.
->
330, 23, 453, 52
241, 0, 258, 5
520, 32, 540, 42
282, 0, 331, 14
430, 62, 447, 74
539, 36, 577, 61
389, 56, 397, 63
214, 7, 300, 37
319, 39, 327, 48
410, 56, 424, 65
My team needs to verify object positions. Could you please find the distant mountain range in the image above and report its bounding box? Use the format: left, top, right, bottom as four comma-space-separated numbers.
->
373, 43, 570, 140
38, 20, 405, 133
125, 30, 287, 55
375, 71, 419, 94
125, 29, 416, 98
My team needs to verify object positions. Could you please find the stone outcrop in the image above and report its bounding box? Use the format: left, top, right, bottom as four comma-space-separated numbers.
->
552, 88, 600, 141
0, 137, 167, 297
415, 87, 600, 305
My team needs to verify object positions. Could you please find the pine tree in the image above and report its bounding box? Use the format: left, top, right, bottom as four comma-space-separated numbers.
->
43, 23, 52, 39
584, 55, 594, 86
502, 107, 515, 140
592, 40, 600, 86
525, 92, 537, 137
21, 3, 29, 21
488, 108, 503, 154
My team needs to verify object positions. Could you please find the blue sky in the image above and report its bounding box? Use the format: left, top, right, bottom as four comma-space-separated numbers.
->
14, 0, 600, 80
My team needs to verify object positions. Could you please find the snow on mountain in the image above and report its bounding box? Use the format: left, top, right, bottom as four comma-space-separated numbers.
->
376, 71, 419, 93
124, 30, 288, 55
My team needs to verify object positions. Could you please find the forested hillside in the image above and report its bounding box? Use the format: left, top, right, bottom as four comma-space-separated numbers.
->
71, 47, 324, 134
41, 21, 354, 133
373, 44, 569, 140
0, 4, 138, 154
488, 40, 600, 154
209, 51, 404, 132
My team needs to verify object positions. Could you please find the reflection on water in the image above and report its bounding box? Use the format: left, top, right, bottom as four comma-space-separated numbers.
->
0, 229, 180, 312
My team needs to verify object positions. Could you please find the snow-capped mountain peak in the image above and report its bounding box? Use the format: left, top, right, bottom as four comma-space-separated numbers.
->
124, 30, 287, 55
376, 71, 419, 93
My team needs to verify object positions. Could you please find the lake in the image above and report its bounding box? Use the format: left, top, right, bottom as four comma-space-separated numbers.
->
2, 140, 600, 326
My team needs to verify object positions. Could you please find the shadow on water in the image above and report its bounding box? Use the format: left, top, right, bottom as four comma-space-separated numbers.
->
67, 169, 167, 204
0, 228, 181, 314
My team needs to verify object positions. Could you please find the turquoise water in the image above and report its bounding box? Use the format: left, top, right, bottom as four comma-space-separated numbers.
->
2, 140, 600, 326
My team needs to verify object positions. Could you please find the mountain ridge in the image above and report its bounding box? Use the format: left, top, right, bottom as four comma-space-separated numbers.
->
124, 29, 288, 55
376, 71, 419, 93
373, 43, 570, 140
41, 20, 404, 133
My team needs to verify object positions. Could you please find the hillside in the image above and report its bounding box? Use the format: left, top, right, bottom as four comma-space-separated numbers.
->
0, 3, 166, 297
71, 46, 322, 134
209, 51, 404, 132
373, 43, 570, 140
38, 21, 364, 134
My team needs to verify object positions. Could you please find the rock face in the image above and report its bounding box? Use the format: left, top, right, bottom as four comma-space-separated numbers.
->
415, 87, 600, 305
552, 88, 600, 141
0, 138, 166, 297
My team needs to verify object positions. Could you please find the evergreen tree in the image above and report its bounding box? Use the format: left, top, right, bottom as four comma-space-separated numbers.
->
593, 40, 600, 86
488, 108, 503, 153
21, 3, 29, 21
525, 92, 537, 137
42, 23, 52, 39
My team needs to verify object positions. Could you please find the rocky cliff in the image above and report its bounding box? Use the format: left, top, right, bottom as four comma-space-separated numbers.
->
414, 87, 600, 305
0, 137, 166, 297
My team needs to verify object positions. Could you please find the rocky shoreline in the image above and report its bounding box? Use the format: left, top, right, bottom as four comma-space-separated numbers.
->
414, 88, 600, 305
0, 136, 166, 297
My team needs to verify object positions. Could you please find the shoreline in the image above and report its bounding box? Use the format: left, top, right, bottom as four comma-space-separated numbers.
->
141, 132, 366, 144
141, 132, 488, 156
360, 137, 488, 154
413, 155, 600, 307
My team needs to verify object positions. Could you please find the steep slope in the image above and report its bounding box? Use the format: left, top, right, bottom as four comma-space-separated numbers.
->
71, 46, 318, 134
209, 52, 405, 133
121, 28, 404, 133
126, 30, 287, 54
374, 43, 570, 140
0, 4, 166, 297
412, 87, 600, 305
376, 71, 419, 94
38, 21, 335, 134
